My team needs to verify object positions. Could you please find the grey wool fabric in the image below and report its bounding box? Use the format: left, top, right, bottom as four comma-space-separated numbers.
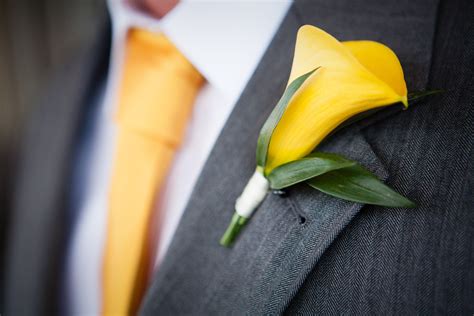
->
141, 0, 473, 314
3, 0, 473, 314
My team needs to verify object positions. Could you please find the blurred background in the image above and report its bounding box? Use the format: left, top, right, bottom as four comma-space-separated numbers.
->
0, 0, 105, 307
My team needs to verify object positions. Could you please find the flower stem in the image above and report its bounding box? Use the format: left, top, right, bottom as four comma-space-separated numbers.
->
219, 213, 249, 247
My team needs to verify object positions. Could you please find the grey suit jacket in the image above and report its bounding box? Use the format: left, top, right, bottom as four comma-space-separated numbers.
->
4, 0, 473, 314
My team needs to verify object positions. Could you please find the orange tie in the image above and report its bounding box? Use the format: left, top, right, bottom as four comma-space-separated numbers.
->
102, 28, 204, 315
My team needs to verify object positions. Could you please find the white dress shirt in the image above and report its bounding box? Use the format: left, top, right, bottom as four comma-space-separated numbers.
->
65, 0, 290, 314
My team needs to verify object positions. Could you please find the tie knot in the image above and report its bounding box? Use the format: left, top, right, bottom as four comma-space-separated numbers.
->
116, 28, 205, 147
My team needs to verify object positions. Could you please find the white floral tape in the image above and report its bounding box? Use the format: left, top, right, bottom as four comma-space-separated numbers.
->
235, 170, 270, 218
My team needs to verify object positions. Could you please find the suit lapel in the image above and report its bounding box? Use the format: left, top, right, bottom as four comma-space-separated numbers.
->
4, 15, 111, 315
142, 1, 439, 314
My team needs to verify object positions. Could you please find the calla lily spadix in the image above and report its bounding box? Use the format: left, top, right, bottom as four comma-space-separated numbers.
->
220, 25, 418, 247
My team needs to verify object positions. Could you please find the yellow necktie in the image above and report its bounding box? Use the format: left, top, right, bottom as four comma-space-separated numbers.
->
102, 28, 204, 315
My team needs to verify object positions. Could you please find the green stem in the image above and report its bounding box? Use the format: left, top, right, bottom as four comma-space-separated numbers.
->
219, 213, 249, 247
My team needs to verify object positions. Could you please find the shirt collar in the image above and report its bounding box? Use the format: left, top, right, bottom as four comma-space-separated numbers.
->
108, 0, 291, 102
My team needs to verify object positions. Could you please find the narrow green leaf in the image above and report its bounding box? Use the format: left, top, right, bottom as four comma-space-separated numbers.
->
256, 68, 320, 172
307, 165, 416, 208
327, 89, 442, 138
327, 107, 385, 137
407, 89, 444, 102
267, 152, 356, 189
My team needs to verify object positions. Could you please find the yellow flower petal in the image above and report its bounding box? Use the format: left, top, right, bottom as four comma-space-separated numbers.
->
265, 25, 407, 174
343, 40, 407, 98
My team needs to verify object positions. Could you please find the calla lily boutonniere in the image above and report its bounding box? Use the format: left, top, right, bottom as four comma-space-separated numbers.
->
220, 25, 441, 246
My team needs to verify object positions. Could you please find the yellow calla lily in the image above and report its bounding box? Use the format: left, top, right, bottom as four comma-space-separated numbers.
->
265, 25, 408, 174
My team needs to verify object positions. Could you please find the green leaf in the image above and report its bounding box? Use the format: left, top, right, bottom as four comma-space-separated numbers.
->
267, 152, 356, 189
408, 89, 444, 103
327, 89, 442, 139
327, 107, 385, 137
307, 165, 416, 208
256, 68, 320, 172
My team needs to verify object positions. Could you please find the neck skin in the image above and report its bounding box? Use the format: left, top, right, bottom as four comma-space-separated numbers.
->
136, 0, 179, 18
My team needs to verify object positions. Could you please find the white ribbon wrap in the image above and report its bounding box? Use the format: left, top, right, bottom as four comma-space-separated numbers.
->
235, 170, 270, 218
